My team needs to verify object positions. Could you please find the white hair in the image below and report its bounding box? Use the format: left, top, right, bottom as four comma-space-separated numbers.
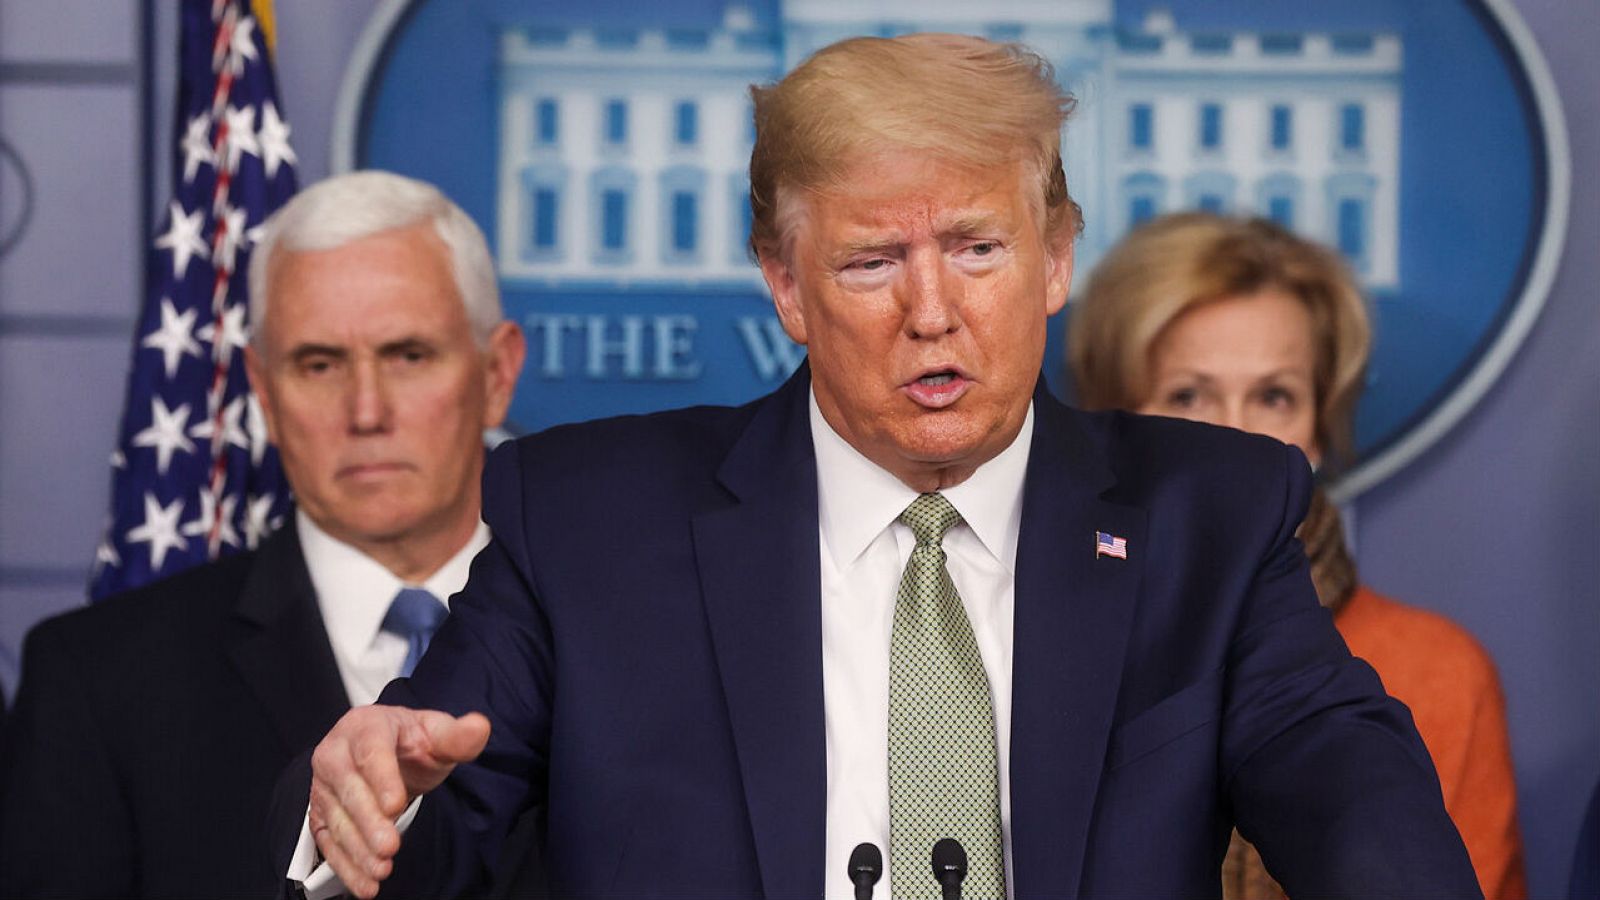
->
247, 170, 501, 346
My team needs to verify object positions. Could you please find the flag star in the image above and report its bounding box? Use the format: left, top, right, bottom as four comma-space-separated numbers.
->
246, 394, 272, 466
154, 201, 210, 280
197, 303, 249, 364
110, 449, 126, 469
126, 492, 189, 572
141, 298, 203, 379
244, 493, 278, 549
190, 395, 251, 452
221, 104, 259, 172
132, 397, 197, 475
245, 222, 268, 246
93, 538, 121, 573
182, 490, 241, 550
257, 102, 297, 178
227, 16, 260, 75
212, 204, 249, 273
180, 113, 215, 183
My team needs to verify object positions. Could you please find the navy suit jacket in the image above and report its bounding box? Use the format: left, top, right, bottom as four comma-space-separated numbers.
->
1, 520, 351, 898
305, 365, 1477, 898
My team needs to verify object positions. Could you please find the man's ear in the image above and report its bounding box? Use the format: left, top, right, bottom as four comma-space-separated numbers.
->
481, 321, 527, 429
243, 344, 281, 446
760, 251, 809, 346
1044, 231, 1075, 317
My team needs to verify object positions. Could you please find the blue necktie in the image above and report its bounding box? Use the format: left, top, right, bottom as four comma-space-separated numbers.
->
381, 587, 447, 678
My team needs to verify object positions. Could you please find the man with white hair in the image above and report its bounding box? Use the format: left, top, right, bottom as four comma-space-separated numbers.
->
0, 171, 525, 898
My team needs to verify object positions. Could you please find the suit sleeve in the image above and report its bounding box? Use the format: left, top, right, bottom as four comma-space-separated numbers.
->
362, 439, 558, 896
1221, 445, 1482, 899
0, 620, 137, 897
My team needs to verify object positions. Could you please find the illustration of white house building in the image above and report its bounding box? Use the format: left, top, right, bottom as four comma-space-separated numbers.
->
496, 1, 1401, 291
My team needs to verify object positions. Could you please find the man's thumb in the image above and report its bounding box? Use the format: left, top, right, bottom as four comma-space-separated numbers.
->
421, 711, 491, 764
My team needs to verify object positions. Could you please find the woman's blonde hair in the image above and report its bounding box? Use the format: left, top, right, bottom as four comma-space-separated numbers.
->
1069, 212, 1372, 469
747, 33, 1081, 261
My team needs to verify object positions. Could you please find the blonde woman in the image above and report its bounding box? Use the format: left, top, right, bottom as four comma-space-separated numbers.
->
1070, 212, 1526, 899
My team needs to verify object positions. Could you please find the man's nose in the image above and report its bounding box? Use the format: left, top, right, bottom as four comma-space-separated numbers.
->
902, 249, 960, 338
348, 359, 392, 434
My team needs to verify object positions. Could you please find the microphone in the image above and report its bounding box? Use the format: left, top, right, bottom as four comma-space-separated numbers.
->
847, 842, 883, 900
931, 838, 967, 900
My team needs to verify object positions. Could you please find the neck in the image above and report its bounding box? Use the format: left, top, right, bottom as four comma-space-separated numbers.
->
315, 512, 480, 585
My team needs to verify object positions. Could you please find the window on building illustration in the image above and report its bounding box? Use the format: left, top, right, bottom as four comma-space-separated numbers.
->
1340, 104, 1365, 152
675, 101, 698, 146
1129, 196, 1156, 226
1338, 198, 1365, 260
520, 165, 566, 262
1123, 171, 1166, 231
1191, 34, 1231, 55
1270, 105, 1292, 151
595, 28, 639, 49
1184, 171, 1235, 214
605, 100, 628, 145
672, 191, 698, 253
536, 99, 559, 146
666, 29, 709, 50
1268, 195, 1294, 228
602, 189, 628, 251
533, 188, 559, 250
1331, 34, 1375, 55
1129, 104, 1153, 151
1199, 103, 1223, 151
1260, 33, 1303, 55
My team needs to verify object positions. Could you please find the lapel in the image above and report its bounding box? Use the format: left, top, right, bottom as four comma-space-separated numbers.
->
1009, 384, 1148, 898
227, 518, 351, 754
691, 364, 827, 900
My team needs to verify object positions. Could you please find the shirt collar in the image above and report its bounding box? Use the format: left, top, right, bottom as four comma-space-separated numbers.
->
298, 509, 490, 664
811, 390, 1034, 573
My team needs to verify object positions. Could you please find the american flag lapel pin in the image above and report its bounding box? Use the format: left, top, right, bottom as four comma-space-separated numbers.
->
1095, 531, 1128, 560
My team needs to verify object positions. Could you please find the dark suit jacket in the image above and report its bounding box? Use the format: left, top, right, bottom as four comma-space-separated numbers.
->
284, 365, 1478, 898
0, 519, 350, 899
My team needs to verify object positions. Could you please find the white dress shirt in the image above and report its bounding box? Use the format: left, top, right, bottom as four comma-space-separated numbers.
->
296, 510, 489, 706
289, 511, 490, 896
814, 392, 1032, 900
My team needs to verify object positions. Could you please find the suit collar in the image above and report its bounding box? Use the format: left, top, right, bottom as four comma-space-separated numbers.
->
696, 369, 1146, 898
694, 363, 828, 899
228, 517, 351, 754
1008, 382, 1147, 897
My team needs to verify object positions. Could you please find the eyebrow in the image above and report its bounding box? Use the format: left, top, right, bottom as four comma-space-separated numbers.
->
939, 213, 1005, 237
287, 343, 345, 365
377, 336, 434, 356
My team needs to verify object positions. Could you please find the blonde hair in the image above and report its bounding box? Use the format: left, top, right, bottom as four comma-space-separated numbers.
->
747, 33, 1080, 261
1069, 212, 1372, 469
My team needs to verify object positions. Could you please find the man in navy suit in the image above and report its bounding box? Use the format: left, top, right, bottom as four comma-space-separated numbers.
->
287, 34, 1479, 898
0, 172, 526, 897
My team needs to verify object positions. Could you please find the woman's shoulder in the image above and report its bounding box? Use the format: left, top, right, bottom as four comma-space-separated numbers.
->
1337, 585, 1502, 697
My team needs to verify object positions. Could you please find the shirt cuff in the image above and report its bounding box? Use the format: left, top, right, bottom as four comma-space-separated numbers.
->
286, 797, 425, 900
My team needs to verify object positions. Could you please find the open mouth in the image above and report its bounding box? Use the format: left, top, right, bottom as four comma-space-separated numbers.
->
903, 368, 970, 408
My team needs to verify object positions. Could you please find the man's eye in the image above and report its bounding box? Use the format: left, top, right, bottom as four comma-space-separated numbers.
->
970, 241, 998, 256
856, 258, 890, 271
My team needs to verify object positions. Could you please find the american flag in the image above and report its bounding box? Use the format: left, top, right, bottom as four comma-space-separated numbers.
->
91, 0, 297, 600
1095, 531, 1128, 560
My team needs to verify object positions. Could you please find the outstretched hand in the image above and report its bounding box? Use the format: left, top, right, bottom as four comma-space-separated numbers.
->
307, 705, 491, 898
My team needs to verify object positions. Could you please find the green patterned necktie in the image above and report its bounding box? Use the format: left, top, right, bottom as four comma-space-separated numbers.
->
888, 492, 1006, 899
